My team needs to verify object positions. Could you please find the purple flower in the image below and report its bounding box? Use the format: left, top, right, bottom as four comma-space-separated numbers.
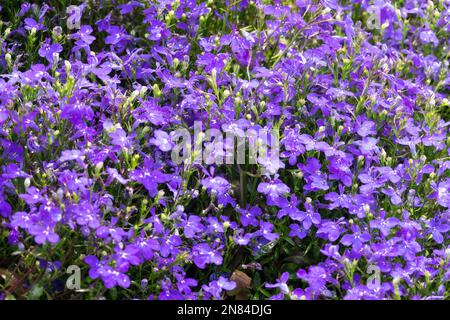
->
289, 223, 307, 239
370, 214, 400, 237
275, 195, 301, 220
341, 226, 371, 250
296, 200, 321, 230
266, 272, 290, 294
109, 128, 133, 150
357, 120, 376, 137
201, 176, 231, 196
238, 206, 262, 227
298, 158, 329, 191
30, 224, 60, 244
105, 26, 129, 46
197, 52, 229, 73
257, 178, 290, 199
434, 179, 450, 208
59, 150, 85, 166
38, 41, 63, 63
24, 18, 45, 31
297, 266, 333, 297
150, 130, 174, 152
183, 215, 204, 239
70, 25, 96, 50
202, 277, 236, 299
353, 137, 380, 156
317, 219, 344, 242
257, 221, 279, 242
130, 158, 172, 197
419, 30, 439, 46
192, 243, 223, 269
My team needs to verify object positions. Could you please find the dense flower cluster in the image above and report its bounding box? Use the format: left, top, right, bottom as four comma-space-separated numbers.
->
0, 0, 449, 300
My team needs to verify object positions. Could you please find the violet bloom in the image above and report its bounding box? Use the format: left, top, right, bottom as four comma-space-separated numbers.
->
353, 137, 380, 156
29, 224, 60, 244
257, 178, 290, 199
130, 158, 172, 197
238, 206, 262, 227
341, 226, 371, 251
150, 130, 174, 152
370, 214, 400, 237
202, 277, 236, 299
298, 158, 329, 191
183, 215, 204, 239
38, 41, 63, 63
275, 194, 301, 220
70, 25, 96, 51
201, 176, 231, 196
257, 221, 279, 242
109, 128, 133, 150
105, 26, 129, 45
419, 30, 439, 46
297, 266, 333, 297
265, 272, 290, 294
59, 150, 85, 166
296, 200, 321, 231
357, 120, 376, 137
289, 223, 307, 239
130, 236, 160, 261
192, 243, 223, 269
24, 18, 45, 31
197, 52, 229, 73
434, 179, 450, 208
317, 219, 344, 242
427, 217, 450, 244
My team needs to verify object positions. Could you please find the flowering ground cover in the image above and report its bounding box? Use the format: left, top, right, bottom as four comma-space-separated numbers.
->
0, 0, 449, 300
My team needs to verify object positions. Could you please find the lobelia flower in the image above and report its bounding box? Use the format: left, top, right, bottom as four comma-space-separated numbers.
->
19, 187, 44, 205
289, 223, 308, 239
149, 130, 174, 152
201, 277, 236, 299
419, 30, 439, 47
130, 158, 172, 197
197, 52, 229, 73
38, 40, 63, 64
275, 194, 302, 220
356, 120, 376, 137
109, 128, 134, 150
296, 200, 321, 231
431, 179, 450, 208
70, 25, 96, 51
59, 149, 86, 167
265, 272, 290, 294
317, 218, 345, 242
257, 178, 290, 200
233, 229, 253, 246
257, 221, 279, 242
297, 266, 334, 297
24, 18, 46, 32
29, 223, 60, 245
238, 205, 262, 227
183, 215, 204, 239
129, 236, 160, 261
113, 245, 141, 272
298, 158, 329, 191
426, 217, 450, 244
369, 212, 400, 237
340, 225, 371, 251
192, 243, 223, 269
